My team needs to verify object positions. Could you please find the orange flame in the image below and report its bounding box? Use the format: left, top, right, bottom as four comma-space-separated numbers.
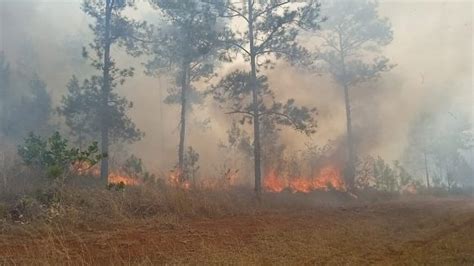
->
168, 169, 191, 189
72, 162, 141, 186
264, 165, 346, 193
312, 166, 345, 191
289, 178, 314, 193
264, 170, 287, 192
108, 171, 141, 186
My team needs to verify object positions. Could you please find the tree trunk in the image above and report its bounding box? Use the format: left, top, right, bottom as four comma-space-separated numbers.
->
158, 78, 164, 163
423, 151, 430, 189
338, 31, 356, 191
343, 83, 356, 189
247, 0, 262, 199
100, 0, 112, 185
177, 61, 189, 182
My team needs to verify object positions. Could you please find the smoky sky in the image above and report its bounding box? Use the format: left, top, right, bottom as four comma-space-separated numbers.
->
0, 0, 472, 175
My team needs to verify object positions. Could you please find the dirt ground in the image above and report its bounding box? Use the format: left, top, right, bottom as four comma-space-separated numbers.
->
0, 197, 473, 265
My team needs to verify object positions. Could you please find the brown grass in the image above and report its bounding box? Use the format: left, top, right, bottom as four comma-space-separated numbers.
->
0, 184, 473, 265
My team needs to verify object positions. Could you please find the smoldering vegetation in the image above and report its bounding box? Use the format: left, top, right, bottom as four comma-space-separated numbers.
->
0, 0, 473, 264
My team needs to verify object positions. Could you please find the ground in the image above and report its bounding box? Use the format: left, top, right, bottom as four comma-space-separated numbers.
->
0, 197, 473, 265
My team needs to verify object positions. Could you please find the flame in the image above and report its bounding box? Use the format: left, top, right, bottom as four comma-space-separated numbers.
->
264, 165, 346, 193
289, 178, 313, 193
169, 169, 180, 186
168, 169, 191, 189
108, 172, 141, 186
72, 162, 141, 186
264, 170, 287, 192
312, 166, 345, 191
73, 159, 347, 193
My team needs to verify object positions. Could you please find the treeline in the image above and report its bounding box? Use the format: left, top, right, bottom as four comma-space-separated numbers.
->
0, 54, 53, 141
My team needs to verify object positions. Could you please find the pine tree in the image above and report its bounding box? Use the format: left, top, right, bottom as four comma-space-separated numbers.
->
313, 0, 394, 189
145, 0, 224, 181
68, 0, 148, 184
209, 0, 323, 197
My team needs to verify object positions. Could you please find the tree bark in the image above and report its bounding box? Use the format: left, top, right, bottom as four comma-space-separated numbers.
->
338, 30, 356, 190
178, 61, 189, 182
343, 83, 356, 189
423, 151, 430, 189
247, 0, 262, 199
100, 0, 113, 185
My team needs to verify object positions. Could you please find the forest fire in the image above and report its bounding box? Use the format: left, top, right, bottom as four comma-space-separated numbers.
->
264, 171, 287, 192
264, 165, 346, 193
73, 162, 141, 186
168, 169, 191, 189
108, 172, 141, 186
1, 0, 472, 264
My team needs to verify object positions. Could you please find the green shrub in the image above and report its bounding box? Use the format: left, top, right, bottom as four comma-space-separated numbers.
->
17, 132, 101, 183
122, 154, 156, 182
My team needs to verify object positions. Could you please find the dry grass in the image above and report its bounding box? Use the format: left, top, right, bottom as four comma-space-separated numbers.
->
0, 184, 473, 265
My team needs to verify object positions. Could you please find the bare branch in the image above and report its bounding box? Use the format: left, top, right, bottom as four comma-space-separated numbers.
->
255, 48, 293, 57
256, 24, 283, 53
254, 0, 290, 19
225, 110, 255, 117
219, 40, 251, 56
261, 110, 301, 130
318, 34, 341, 53
226, 5, 250, 23
202, 0, 249, 23
127, 34, 153, 44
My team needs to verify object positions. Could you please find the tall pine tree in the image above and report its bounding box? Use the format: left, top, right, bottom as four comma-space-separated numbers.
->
61, 0, 147, 184
145, 0, 224, 181
210, 0, 323, 197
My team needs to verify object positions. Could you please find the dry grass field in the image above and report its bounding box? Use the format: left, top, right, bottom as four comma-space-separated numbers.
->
0, 187, 472, 265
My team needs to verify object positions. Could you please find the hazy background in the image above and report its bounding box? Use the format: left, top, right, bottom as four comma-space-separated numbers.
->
0, 0, 472, 175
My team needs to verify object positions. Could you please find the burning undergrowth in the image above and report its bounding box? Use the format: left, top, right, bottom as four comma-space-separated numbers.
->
72, 155, 151, 186
71, 138, 354, 196
264, 165, 346, 193
261, 138, 350, 194
0, 149, 463, 226
69, 140, 422, 200
65, 132, 424, 200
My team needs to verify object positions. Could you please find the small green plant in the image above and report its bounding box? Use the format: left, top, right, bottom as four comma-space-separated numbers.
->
18, 132, 101, 183
123, 155, 144, 179
122, 154, 156, 183
373, 157, 399, 193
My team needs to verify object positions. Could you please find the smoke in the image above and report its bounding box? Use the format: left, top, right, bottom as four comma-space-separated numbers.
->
0, 0, 472, 177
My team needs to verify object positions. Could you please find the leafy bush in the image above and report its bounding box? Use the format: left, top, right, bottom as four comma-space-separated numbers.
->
17, 132, 101, 183
122, 155, 143, 178
121, 154, 155, 182
374, 157, 399, 192
9, 196, 45, 223
357, 156, 419, 193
